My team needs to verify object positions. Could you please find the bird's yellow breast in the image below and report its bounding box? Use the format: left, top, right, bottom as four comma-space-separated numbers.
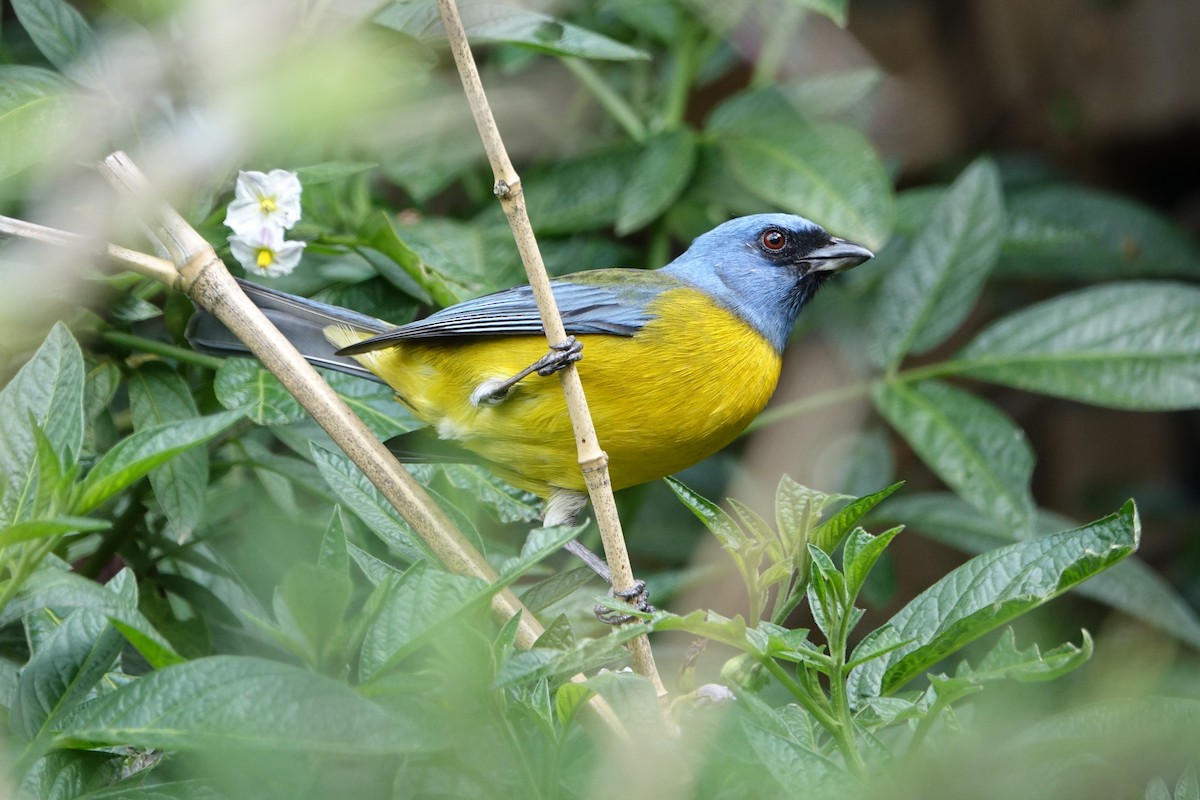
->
335, 287, 782, 498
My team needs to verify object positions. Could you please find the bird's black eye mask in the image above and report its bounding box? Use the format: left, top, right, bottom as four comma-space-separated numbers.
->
755, 226, 831, 266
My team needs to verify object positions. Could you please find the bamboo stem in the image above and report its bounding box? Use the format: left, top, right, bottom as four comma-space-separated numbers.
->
434, 0, 667, 702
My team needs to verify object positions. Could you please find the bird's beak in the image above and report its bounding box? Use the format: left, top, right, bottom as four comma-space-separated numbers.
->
805, 237, 874, 273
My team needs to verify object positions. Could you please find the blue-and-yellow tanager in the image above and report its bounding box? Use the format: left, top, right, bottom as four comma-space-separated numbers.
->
189, 213, 872, 527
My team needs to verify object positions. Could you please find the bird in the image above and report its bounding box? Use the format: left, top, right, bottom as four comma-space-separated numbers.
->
189, 213, 872, 610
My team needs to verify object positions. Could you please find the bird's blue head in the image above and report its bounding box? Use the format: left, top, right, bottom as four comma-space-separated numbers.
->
661, 214, 873, 353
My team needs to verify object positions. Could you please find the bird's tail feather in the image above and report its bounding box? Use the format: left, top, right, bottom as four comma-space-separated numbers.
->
186, 278, 391, 384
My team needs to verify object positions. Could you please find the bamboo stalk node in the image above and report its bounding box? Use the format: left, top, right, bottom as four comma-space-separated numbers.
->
493, 179, 520, 198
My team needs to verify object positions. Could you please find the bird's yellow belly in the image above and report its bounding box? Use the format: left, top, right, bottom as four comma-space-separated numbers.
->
340, 288, 782, 497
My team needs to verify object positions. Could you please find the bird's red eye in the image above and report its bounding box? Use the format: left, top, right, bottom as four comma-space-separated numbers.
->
761, 229, 786, 251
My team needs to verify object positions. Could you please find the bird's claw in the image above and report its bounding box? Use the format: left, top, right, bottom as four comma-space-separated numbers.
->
535, 336, 583, 377
593, 579, 654, 626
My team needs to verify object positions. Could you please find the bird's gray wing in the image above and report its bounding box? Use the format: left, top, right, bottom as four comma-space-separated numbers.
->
337, 269, 670, 355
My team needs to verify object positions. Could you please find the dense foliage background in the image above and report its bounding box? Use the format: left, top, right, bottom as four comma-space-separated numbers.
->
2, 0, 1198, 798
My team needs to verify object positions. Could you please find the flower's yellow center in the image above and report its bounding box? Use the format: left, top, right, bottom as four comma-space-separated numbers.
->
259, 196, 277, 213
256, 248, 274, 269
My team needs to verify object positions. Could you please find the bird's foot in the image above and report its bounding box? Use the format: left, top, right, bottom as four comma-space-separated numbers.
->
594, 580, 654, 626
534, 337, 583, 376
471, 337, 583, 406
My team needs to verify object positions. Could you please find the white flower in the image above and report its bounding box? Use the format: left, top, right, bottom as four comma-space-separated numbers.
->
224, 169, 302, 234
229, 225, 306, 278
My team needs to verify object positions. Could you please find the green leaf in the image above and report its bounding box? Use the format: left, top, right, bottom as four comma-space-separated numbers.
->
518, 565, 594, 614
496, 626, 645, 687
323, 369, 420, 440
11, 609, 123, 744
872, 380, 1035, 534
213, 358, 305, 425
292, 161, 377, 185
55, 655, 432, 754
665, 476, 749, 551
807, 481, 902, 555
847, 501, 1139, 700
374, 1, 648, 61
879, 492, 1200, 649
1177, 768, 1200, 800
0, 91, 74, 180
0, 323, 84, 526
310, 445, 425, 562
999, 185, 1200, 279
440, 464, 541, 523
708, 87, 894, 250
615, 128, 698, 235
1015, 697, 1200, 756
1, 568, 180, 668
775, 475, 847, 555
390, 217, 524, 300
944, 627, 1093, 686
740, 716, 844, 799
0, 65, 69, 109
0, 516, 109, 548
524, 145, 645, 235
75, 411, 241, 514
359, 211, 467, 307
319, 507, 351, 575
805, 546, 845, 637
359, 563, 488, 682
279, 562, 354, 668
843, 525, 902, 603
954, 282, 1200, 410
870, 157, 1005, 368
11, 0, 111, 88
129, 364, 207, 541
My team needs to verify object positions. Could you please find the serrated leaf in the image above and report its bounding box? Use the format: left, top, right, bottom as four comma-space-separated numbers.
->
496, 627, 644, 687
808, 481, 901, 555
848, 501, 1138, 700
665, 476, 748, 550
775, 475, 845, 554
54, 655, 431, 754
0, 568, 180, 668
843, 525, 902, 602
374, 1, 648, 61
879, 492, 1200, 648
999, 185, 1200, 279
129, 364, 207, 541
870, 157, 1005, 368
324, 369, 420, 440
11, 609, 123, 745
615, 128, 698, 235
0, 323, 84, 526
949, 627, 1092, 685
524, 145, 645, 235
740, 716, 845, 799
310, 445, 425, 562
708, 87, 893, 250
213, 358, 305, 425
440, 464, 541, 523
955, 282, 1200, 410
319, 507, 351, 574
873, 380, 1035, 534
518, 565, 595, 613
359, 563, 488, 682
75, 411, 241, 514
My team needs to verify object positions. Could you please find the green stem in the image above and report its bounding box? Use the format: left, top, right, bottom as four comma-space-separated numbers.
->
747, 380, 872, 433
907, 693, 953, 754
561, 59, 647, 142
659, 24, 701, 130
0, 536, 61, 614
748, 356, 991, 433
102, 330, 224, 370
760, 656, 838, 732
828, 608, 868, 778
750, 3, 803, 88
